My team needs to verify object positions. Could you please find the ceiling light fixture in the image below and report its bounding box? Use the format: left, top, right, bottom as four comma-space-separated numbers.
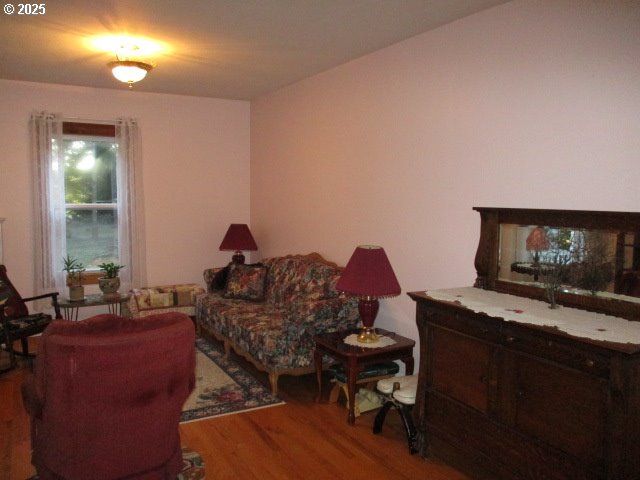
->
107, 43, 154, 88
108, 59, 153, 88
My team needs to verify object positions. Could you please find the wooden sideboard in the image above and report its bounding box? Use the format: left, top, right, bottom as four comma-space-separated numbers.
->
408, 288, 640, 480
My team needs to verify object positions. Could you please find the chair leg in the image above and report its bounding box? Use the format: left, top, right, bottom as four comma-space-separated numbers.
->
373, 400, 394, 434
397, 404, 418, 454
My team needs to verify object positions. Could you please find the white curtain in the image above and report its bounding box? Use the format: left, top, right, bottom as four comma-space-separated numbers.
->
31, 113, 147, 298
116, 117, 147, 291
31, 112, 66, 297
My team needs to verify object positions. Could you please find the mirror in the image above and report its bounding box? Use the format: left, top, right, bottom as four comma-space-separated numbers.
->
473, 207, 640, 320
499, 224, 640, 301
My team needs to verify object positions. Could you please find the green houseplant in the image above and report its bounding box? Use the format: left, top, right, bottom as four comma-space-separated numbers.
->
62, 255, 85, 301
97, 262, 125, 295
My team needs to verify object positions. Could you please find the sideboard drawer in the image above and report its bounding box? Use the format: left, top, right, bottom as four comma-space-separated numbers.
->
503, 325, 610, 378
428, 309, 502, 344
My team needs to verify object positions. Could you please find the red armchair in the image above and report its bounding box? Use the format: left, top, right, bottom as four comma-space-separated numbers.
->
22, 312, 196, 480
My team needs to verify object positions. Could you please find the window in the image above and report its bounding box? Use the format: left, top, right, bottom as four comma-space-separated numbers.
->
62, 123, 119, 270
31, 114, 146, 295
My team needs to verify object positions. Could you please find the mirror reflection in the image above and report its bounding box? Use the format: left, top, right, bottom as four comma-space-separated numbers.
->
499, 224, 640, 299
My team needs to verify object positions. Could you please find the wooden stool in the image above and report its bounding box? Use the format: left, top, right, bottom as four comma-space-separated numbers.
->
373, 374, 418, 453
328, 362, 399, 416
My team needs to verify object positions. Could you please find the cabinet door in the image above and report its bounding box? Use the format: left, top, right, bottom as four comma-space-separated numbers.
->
509, 352, 606, 462
430, 325, 495, 414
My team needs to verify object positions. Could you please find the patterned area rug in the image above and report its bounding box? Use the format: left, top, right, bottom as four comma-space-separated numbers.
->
181, 338, 284, 423
177, 447, 206, 480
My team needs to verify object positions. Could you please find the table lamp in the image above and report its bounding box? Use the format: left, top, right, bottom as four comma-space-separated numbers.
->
336, 245, 401, 343
219, 224, 258, 264
526, 226, 550, 265
526, 226, 550, 282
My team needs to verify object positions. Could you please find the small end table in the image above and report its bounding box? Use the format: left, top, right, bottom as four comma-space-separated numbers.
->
314, 328, 415, 425
58, 293, 130, 321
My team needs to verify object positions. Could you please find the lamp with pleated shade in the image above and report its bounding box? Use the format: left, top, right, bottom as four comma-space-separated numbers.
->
219, 224, 258, 264
336, 245, 401, 343
526, 226, 550, 264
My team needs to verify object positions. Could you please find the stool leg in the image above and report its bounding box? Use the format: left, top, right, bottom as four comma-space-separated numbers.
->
21, 338, 30, 356
397, 404, 418, 454
373, 400, 394, 434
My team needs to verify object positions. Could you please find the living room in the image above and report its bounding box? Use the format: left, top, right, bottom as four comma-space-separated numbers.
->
1, 0, 639, 478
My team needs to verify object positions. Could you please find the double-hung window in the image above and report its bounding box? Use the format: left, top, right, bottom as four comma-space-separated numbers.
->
31, 114, 145, 297
63, 122, 119, 273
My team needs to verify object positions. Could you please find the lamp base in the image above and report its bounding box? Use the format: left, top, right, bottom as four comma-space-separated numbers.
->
232, 251, 245, 264
357, 298, 380, 343
357, 326, 379, 343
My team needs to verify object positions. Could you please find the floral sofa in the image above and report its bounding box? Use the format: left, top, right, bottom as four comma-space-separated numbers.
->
195, 253, 359, 394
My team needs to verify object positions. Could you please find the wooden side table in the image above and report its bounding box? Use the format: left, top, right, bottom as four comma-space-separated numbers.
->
58, 293, 130, 321
314, 328, 415, 425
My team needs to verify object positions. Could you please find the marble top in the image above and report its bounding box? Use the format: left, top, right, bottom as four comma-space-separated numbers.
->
423, 287, 640, 346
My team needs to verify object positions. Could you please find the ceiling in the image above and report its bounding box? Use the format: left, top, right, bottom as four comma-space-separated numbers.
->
0, 0, 509, 100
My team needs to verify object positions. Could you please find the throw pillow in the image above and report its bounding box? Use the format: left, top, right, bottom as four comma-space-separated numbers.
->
223, 263, 268, 301
210, 265, 230, 291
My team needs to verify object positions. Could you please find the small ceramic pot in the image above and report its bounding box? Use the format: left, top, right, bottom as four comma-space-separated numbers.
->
98, 277, 120, 295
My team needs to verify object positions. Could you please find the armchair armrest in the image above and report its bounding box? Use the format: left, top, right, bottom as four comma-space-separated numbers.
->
22, 291, 62, 319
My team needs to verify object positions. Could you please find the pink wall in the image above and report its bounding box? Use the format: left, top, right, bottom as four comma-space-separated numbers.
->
250, 0, 640, 345
0, 80, 250, 301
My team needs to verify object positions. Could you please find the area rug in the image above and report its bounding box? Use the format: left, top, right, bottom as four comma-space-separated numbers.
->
180, 337, 284, 423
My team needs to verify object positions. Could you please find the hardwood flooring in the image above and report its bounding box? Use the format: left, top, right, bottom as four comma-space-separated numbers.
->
1, 339, 469, 480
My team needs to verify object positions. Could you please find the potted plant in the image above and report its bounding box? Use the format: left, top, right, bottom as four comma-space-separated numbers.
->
62, 255, 85, 301
97, 262, 125, 295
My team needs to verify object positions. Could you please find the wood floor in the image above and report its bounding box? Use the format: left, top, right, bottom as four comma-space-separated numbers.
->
1, 339, 470, 480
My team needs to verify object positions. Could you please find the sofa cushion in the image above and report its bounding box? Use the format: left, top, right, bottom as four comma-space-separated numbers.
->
264, 254, 342, 305
223, 263, 268, 301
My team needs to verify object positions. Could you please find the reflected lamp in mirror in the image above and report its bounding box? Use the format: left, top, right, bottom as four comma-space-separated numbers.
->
526, 226, 550, 265
526, 227, 551, 282
336, 245, 401, 343
219, 224, 258, 264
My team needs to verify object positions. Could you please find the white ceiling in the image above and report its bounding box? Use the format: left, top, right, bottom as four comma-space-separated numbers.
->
0, 0, 509, 100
